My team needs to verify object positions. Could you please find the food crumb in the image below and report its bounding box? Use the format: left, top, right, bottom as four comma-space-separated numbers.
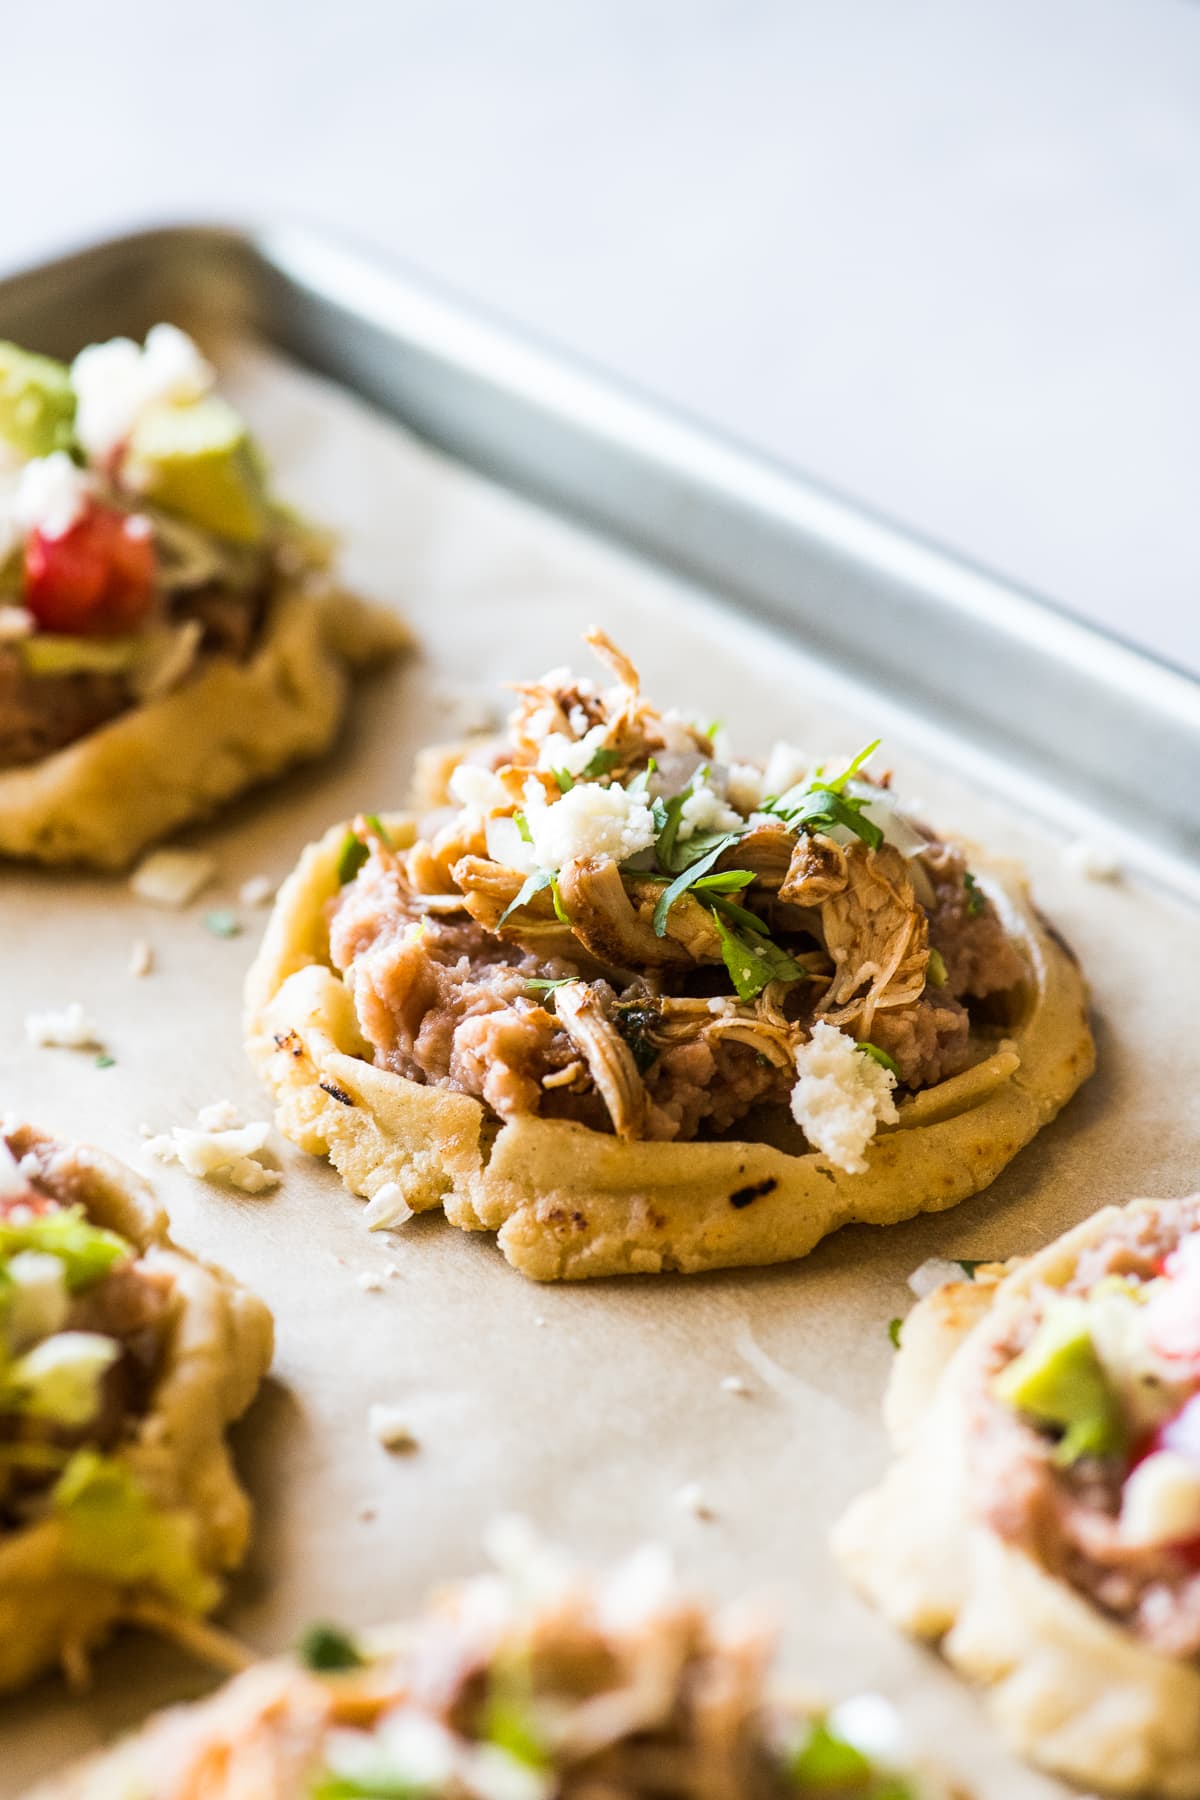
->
719, 1375, 751, 1396
383, 1263, 401, 1281
358, 1270, 386, 1293
358, 1503, 378, 1523
534, 1315, 547, 1328
25, 1003, 103, 1050
363, 1181, 414, 1229
1063, 839, 1122, 882
143, 1106, 279, 1194
129, 939, 154, 978
675, 1482, 714, 1519
368, 1404, 418, 1452
238, 874, 275, 907
130, 847, 216, 908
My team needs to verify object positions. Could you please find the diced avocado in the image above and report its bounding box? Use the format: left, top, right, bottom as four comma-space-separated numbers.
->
7, 1331, 118, 1427
993, 1298, 1127, 1465
127, 396, 269, 544
17, 634, 143, 678
0, 342, 76, 459
0, 1203, 130, 1291
53, 1450, 219, 1612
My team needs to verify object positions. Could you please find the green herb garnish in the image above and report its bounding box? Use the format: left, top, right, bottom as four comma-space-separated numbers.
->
710, 907, 808, 1002
514, 811, 533, 844
761, 739, 885, 850
957, 1259, 983, 1278
549, 875, 570, 925
498, 869, 553, 926
0, 1206, 129, 1291
964, 870, 985, 917
552, 767, 574, 793
524, 977, 579, 995
336, 833, 367, 885
856, 1041, 900, 1078
204, 909, 242, 939
927, 947, 948, 988
94, 1053, 116, 1070
298, 1622, 365, 1672
888, 1317, 903, 1348
582, 746, 620, 779
788, 1718, 874, 1787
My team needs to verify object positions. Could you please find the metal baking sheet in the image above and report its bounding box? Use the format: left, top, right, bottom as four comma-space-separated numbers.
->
1, 228, 1198, 1800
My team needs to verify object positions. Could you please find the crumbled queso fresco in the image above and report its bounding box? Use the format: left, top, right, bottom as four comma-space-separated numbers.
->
790, 1022, 900, 1175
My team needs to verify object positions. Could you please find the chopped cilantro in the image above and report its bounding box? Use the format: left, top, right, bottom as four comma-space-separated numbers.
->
820, 739, 882, 793
710, 907, 808, 1001
0, 1206, 129, 1290
514, 811, 533, 845
336, 816, 393, 885
957, 1259, 983, 1277
964, 870, 985, 917
298, 1622, 365, 1671
889, 1317, 903, 1348
336, 832, 368, 885
651, 836, 736, 935
582, 746, 620, 779
552, 766, 574, 793
708, 891, 772, 935
691, 869, 755, 895
94, 1053, 116, 1070
549, 875, 570, 925
524, 977, 579, 994
856, 1041, 900, 1078
204, 909, 242, 939
769, 784, 884, 851
927, 946, 948, 988
498, 869, 553, 927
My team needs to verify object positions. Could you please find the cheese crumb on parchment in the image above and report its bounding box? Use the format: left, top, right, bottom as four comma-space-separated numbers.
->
790, 1022, 899, 1175
130, 847, 216, 908
129, 938, 154, 978
363, 1181, 415, 1229
144, 1103, 280, 1194
238, 874, 276, 908
25, 1003, 104, 1050
1063, 839, 1123, 882
674, 1481, 714, 1519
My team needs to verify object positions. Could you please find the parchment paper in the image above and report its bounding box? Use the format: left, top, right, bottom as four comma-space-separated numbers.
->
2, 342, 1198, 1799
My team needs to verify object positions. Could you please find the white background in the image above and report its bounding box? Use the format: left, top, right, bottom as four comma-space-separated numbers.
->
4, 0, 1198, 674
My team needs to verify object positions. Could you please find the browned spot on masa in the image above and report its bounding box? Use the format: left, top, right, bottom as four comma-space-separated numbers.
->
320, 1079, 354, 1106
729, 1177, 778, 1210
274, 1030, 303, 1058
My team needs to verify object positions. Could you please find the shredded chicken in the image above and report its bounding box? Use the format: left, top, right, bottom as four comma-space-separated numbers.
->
783, 839, 929, 1036
329, 634, 1028, 1147
51, 1535, 959, 1799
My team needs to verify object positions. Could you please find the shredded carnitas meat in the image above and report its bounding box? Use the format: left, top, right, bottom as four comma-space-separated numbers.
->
329, 631, 1027, 1173
54, 1524, 962, 1799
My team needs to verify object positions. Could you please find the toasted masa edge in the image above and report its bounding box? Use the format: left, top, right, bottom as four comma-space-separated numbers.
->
0, 583, 411, 869
0, 1127, 274, 1694
833, 1201, 1200, 1798
244, 803, 1094, 1281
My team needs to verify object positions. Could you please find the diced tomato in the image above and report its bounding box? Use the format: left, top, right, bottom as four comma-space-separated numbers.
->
0, 1188, 58, 1220
24, 504, 156, 635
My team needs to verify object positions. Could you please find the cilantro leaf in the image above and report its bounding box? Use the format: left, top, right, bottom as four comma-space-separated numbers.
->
552, 767, 574, 793
298, 1623, 365, 1671
772, 785, 884, 850
964, 870, 985, 917
856, 1041, 900, 1077
335, 832, 368, 885
524, 977, 579, 994
652, 837, 736, 935
889, 1317, 903, 1348
927, 946, 948, 987
498, 868, 553, 926
691, 869, 755, 894
710, 907, 808, 1001
514, 811, 533, 845
820, 739, 881, 793
582, 746, 620, 779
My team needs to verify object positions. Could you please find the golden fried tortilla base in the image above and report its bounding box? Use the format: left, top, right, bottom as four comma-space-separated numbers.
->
244, 809, 1094, 1281
0, 584, 410, 869
0, 1127, 274, 1694
834, 1201, 1200, 1797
